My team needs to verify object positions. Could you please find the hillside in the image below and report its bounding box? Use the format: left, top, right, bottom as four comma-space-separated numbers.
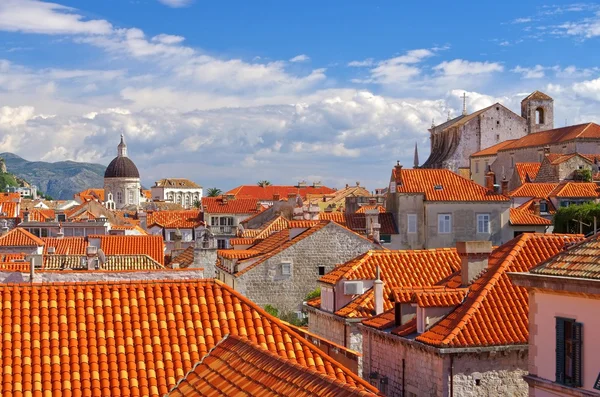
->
0, 153, 106, 200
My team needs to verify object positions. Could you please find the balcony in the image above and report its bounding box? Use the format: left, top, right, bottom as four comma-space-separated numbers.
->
209, 225, 237, 236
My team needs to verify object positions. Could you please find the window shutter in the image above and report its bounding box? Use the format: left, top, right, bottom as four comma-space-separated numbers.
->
556, 318, 565, 383
573, 322, 583, 387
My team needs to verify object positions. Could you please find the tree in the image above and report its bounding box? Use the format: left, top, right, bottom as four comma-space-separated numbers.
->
206, 188, 222, 197
554, 201, 600, 234
257, 180, 272, 187
192, 200, 201, 208
305, 287, 320, 301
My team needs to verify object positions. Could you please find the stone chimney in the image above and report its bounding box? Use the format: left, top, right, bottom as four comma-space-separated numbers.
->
287, 192, 297, 203
365, 208, 380, 236
193, 227, 218, 278
256, 201, 263, 212
533, 201, 541, 216
372, 222, 381, 244
56, 227, 64, 239
485, 167, 495, 192
501, 178, 509, 196
373, 266, 384, 315
394, 161, 403, 186
368, 197, 377, 206
173, 228, 182, 250
273, 193, 280, 202
457, 241, 493, 286
23, 210, 30, 223
544, 145, 551, 155
0, 219, 8, 236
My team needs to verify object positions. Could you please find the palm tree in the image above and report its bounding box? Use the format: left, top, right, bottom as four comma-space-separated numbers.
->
257, 180, 272, 187
192, 199, 201, 208
206, 188, 222, 197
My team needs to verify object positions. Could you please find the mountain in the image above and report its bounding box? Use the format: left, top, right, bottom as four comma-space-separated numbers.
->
0, 153, 106, 200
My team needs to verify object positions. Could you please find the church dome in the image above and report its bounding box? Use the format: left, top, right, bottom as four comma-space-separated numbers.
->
104, 156, 140, 178
104, 134, 140, 178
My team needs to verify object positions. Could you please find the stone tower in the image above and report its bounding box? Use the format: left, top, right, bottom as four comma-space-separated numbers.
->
193, 227, 217, 278
521, 91, 554, 134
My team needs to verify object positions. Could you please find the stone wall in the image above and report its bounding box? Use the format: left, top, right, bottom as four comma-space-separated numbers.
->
392, 193, 425, 249
306, 307, 347, 347
104, 177, 141, 210
361, 326, 529, 397
235, 222, 376, 313
470, 155, 495, 187
1, 269, 204, 284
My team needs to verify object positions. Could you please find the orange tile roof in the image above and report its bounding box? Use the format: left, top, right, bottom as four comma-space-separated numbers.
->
0, 261, 30, 271
0, 192, 20, 202
514, 162, 541, 184
147, 210, 202, 229
242, 216, 290, 239
501, 123, 600, 151
218, 249, 261, 260
0, 228, 44, 247
202, 196, 263, 214
319, 212, 397, 235
508, 183, 558, 198
395, 169, 509, 202
361, 309, 396, 330
0, 279, 376, 396
517, 198, 556, 215
288, 220, 320, 228
170, 246, 195, 268
509, 208, 551, 226
523, 90, 553, 101
355, 205, 386, 214
75, 188, 105, 202
0, 202, 19, 218
550, 182, 600, 198
167, 335, 377, 397
42, 237, 87, 255
471, 139, 518, 158
40, 254, 165, 271
226, 185, 336, 201
416, 233, 583, 348
530, 233, 600, 280
0, 253, 26, 261
91, 235, 165, 265
322, 249, 461, 318
229, 238, 256, 246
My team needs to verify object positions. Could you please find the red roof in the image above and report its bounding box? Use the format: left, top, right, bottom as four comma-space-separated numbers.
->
394, 168, 509, 202
91, 235, 165, 265
0, 279, 376, 396
514, 163, 541, 184
226, 185, 335, 201
202, 196, 263, 214
530, 233, 600, 280
42, 237, 87, 255
508, 183, 558, 198
147, 210, 202, 229
509, 208, 551, 226
501, 123, 600, 151
0, 228, 44, 247
550, 182, 600, 198
471, 140, 517, 158
167, 335, 377, 397
416, 233, 583, 347
319, 212, 397, 235
0, 192, 21, 202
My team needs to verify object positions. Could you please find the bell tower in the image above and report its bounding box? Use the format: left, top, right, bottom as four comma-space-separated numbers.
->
521, 91, 554, 134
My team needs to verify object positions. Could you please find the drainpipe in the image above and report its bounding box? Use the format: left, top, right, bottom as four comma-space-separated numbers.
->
402, 358, 406, 397
449, 354, 454, 397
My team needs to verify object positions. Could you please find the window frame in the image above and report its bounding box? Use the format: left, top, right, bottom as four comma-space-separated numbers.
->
556, 317, 583, 387
407, 213, 417, 234
318, 265, 326, 276
437, 214, 452, 234
477, 213, 491, 234
281, 262, 292, 276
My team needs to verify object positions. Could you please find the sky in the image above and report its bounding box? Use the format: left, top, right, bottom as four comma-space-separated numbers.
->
1, 1, 600, 191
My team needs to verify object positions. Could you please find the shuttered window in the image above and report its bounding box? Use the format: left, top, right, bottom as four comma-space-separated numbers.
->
556, 317, 583, 387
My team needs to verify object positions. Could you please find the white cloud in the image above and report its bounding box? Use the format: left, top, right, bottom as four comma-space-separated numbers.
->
356, 49, 434, 85
573, 77, 600, 101
512, 65, 545, 79
151, 34, 185, 45
433, 59, 504, 76
348, 58, 374, 67
0, 0, 113, 35
289, 54, 310, 63
512, 17, 532, 24
157, 0, 194, 7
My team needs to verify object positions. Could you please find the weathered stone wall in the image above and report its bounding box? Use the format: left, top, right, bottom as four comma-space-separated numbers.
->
306, 308, 347, 347
2, 269, 204, 284
521, 97, 554, 134
361, 327, 529, 397
470, 155, 495, 187
236, 222, 376, 313
392, 193, 426, 249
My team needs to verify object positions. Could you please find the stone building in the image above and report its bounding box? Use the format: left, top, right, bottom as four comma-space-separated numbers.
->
225, 182, 336, 205
422, 91, 553, 172
386, 163, 512, 249
104, 135, 144, 210
151, 178, 203, 209
215, 220, 378, 314
357, 234, 583, 397
510, 234, 600, 397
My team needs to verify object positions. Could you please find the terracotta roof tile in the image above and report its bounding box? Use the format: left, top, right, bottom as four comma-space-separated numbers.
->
226, 185, 335, 201
355, 205, 386, 214
522, 90, 552, 101
0, 279, 376, 396
0, 192, 20, 202
395, 169, 509, 202
416, 233, 583, 347
501, 123, 600, 151
154, 178, 202, 188
0, 202, 19, 218
515, 162, 542, 183
471, 139, 518, 158
170, 246, 195, 268
40, 254, 165, 271
74, 188, 105, 202
550, 182, 600, 198
530, 233, 600, 279
42, 237, 87, 255
361, 309, 396, 330
229, 238, 256, 246
167, 335, 377, 397
0, 228, 44, 247
91, 235, 165, 265
289, 220, 320, 228
508, 183, 558, 198
218, 249, 261, 260
202, 196, 263, 214
147, 210, 202, 229
319, 212, 397, 235
509, 208, 551, 226
241, 216, 289, 239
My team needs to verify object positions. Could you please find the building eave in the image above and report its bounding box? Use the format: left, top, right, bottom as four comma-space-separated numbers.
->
508, 272, 600, 296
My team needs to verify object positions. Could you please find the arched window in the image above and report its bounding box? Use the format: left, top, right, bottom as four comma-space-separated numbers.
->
116, 191, 123, 204
535, 107, 544, 124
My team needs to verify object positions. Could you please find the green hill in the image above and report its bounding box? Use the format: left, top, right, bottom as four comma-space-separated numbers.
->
0, 153, 107, 200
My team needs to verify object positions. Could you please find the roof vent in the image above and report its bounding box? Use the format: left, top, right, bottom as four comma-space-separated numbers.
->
434, 185, 443, 190
344, 281, 363, 295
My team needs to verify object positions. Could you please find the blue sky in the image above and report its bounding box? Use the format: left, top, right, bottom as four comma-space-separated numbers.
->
1, 0, 600, 191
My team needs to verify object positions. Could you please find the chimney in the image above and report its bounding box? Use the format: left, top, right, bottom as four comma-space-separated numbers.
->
372, 222, 381, 244
533, 201, 541, 216
221, 196, 228, 205
544, 145, 550, 155
0, 219, 8, 236
313, 181, 322, 188
174, 229, 182, 250
29, 256, 35, 282
368, 197, 377, 206
456, 241, 493, 286
273, 193, 280, 202
394, 161, 403, 186
23, 210, 30, 223
256, 201, 263, 212
47, 246, 55, 255
373, 266, 384, 315
501, 178, 509, 196
485, 167, 495, 192
56, 228, 64, 239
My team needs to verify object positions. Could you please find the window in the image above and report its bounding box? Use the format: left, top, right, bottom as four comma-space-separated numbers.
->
496, 134, 500, 141
536, 107, 545, 124
128, 190, 134, 204
217, 239, 227, 249
438, 214, 451, 234
168, 232, 177, 241
210, 217, 218, 226
220, 217, 234, 226
477, 214, 490, 234
116, 191, 123, 204
556, 317, 582, 387
281, 262, 292, 276
496, 121, 500, 126
540, 200, 548, 213
407, 214, 417, 234
318, 266, 326, 276
475, 161, 479, 174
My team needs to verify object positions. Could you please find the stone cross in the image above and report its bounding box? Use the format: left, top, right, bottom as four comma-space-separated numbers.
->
462, 92, 469, 115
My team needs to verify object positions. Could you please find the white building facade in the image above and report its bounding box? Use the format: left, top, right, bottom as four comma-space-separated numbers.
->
103, 135, 143, 210
151, 178, 203, 209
